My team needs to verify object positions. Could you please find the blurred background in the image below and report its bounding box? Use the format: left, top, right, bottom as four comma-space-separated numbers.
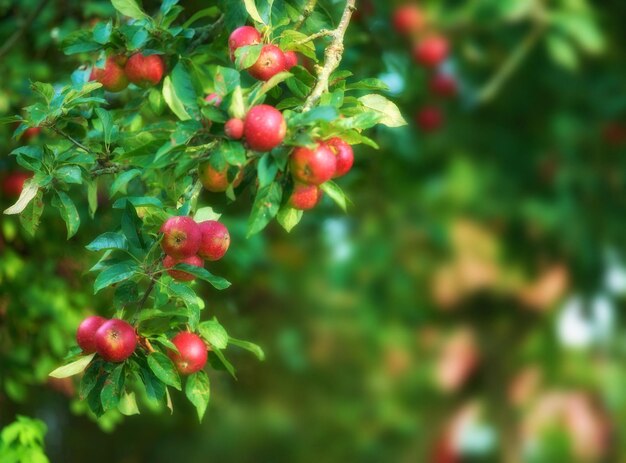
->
2, 0, 626, 462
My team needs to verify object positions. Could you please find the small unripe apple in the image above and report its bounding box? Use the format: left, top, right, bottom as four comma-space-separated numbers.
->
283, 50, 298, 69
325, 137, 354, 178
228, 26, 262, 61
163, 254, 204, 281
243, 105, 286, 152
197, 220, 230, 261
290, 143, 337, 185
168, 332, 208, 375
198, 162, 243, 192
416, 106, 444, 132
160, 216, 201, 258
95, 319, 137, 363
247, 45, 286, 81
288, 183, 322, 210
90, 56, 129, 92
392, 4, 425, 35
204, 93, 222, 107
76, 315, 107, 353
413, 35, 449, 68
224, 118, 244, 140
430, 73, 457, 98
125, 53, 165, 87
2, 172, 31, 197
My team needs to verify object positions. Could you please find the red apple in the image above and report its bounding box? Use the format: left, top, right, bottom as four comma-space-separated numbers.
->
416, 106, 444, 132
284, 50, 298, 69
21, 126, 41, 142
289, 183, 322, 210
290, 143, 337, 185
392, 4, 425, 35
76, 315, 107, 353
325, 137, 354, 178
198, 162, 243, 192
163, 254, 204, 281
228, 26, 262, 61
125, 53, 165, 87
197, 220, 230, 261
243, 104, 286, 152
205, 93, 222, 107
413, 35, 449, 68
168, 332, 208, 375
224, 118, 244, 140
2, 172, 31, 197
430, 73, 457, 98
95, 319, 137, 362
90, 55, 129, 92
160, 216, 201, 258
247, 44, 286, 81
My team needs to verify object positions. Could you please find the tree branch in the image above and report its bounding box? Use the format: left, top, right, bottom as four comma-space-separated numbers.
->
0, 0, 51, 60
295, 29, 334, 46
294, 0, 318, 31
302, 0, 356, 112
50, 126, 92, 154
187, 15, 225, 52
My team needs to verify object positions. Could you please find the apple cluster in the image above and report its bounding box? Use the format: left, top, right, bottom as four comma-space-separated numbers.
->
392, 3, 458, 133
160, 216, 230, 281
90, 52, 165, 92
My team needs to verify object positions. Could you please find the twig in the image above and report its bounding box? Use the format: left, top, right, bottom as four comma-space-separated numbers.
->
0, 0, 51, 60
90, 165, 131, 177
295, 29, 333, 46
50, 126, 92, 154
302, 0, 356, 112
294, 0, 318, 31
187, 15, 225, 52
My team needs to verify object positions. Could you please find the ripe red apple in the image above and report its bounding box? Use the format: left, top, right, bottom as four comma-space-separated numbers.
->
325, 137, 354, 178
284, 50, 298, 69
413, 35, 449, 68
228, 26, 262, 61
168, 332, 208, 375
163, 254, 204, 281
243, 105, 286, 152
197, 220, 230, 261
160, 216, 201, 259
247, 44, 286, 81
2, 172, 31, 197
392, 4, 425, 35
198, 162, 243, 192
90, 55, 129, 92
76, 315, 107, 353
205, 93, 222, 107
430, 73, 457, 98
21, 126, 41, 141
289, 183, 322, 210
125, 53, 165, 87
416, 106, 444, 132
290, 143, 337, 185
224, 118, 244, 140
95, 319, 137, 362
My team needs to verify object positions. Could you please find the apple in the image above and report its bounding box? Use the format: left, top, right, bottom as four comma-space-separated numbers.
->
325, 137, 354, 178
168, 332, 208, 375
76, 315, 107, 353
228, 26, 262, 61
288, 183, 322, 210
90, 55, 129, 92
247, 44, 286, 81
224, 118, 244, 140
197, 220, 230, 261
290, 143, 337, 185
284, 50, 298, 69
416, 106, 444, 132
198, 162, 243, 192
2, 172, 31, 197
430, 73, 457, 98
413, 35, 449, 68
95, 319, 137, 362
160, 216, 201, 258
392, 4, 425, 35
243, 105, 286, 152
21, 126, 41, 141
204, 93, 222, 107
125, 53, 165, 87
163, 254, 204, 281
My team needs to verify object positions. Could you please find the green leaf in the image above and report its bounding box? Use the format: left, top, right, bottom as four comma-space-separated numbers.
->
243, 0, 265, 24
95, 108, 114, 146
170, 62, 200, 119
320, 181, 348, 212
111, 0, 148, 20
210, 349, 236, 378
52, 191, 81, 239
291, 105, 338, 126
49, 353, 96, 378
86, 232, 128, 252
173, 264, 231, 290
185, 372, 210, 422
193, 206, 221, 222
147, 352, 182, 391
79, 358, 103, 399
112, 196, 163, 209
229, 337, 265, 361
257, 153, 278, 188
4, 180, 38, 215
276, 206, 302, 232
101, 364, 125, 412
358, 94, 407, 127
94, 261, 139, 293
168, 282, 201, 329
55, 166, 83, 185
247, 182, 282, 237
19, 190, 44, 236
87, 180, 98, 218
32, 82, 56, 103
110, 169, 142, 197
198, 319, 228, 349
163, 76, 191, 121
118, 391, 140, 415
121, 201, 144, 250
234, 44, 263, 70
93, 20, 113, 44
